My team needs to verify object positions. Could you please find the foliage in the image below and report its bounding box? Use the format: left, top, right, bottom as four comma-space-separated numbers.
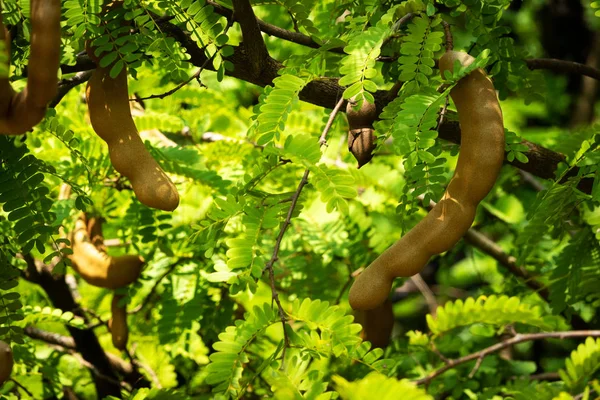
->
0, 0, 599, 399
426, 295, 555, 335
559, 337, 600, 392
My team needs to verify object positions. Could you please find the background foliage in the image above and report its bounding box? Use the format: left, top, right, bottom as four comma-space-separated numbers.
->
0, 0, 600, 399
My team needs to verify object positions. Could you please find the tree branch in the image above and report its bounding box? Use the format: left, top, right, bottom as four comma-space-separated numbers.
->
410, 274, 438, 317
156, 20, 590, 193
232, 0, 269, 75
414, 330, 600, 385
20, 256, 149, 395
50, 70, 93, 108
207, 0, 600, 82
54, 19, 593, 194
463, 229, 549, 299
526, 58, 600, 81
205, 0, 345, 54
23, 326, 139, 382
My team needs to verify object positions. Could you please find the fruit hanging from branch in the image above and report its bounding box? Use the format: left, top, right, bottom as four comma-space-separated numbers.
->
109, 295, 129, 350
349, 51, 505, 311
0, 0, 61, 135
69, 216, 143, 289
346, 96, 377, 168
85, 41, 180, 212
0, 341, 13, 385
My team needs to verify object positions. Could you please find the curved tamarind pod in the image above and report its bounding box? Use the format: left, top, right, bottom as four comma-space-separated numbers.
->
108, 295, 128, 350
69, 217, 143, 289
86, 215, 106, 250
347, 97, 377, 168
349, 51, 505, 310
0, 341, 13, 385
0, 0, 61, 135
354, 298, 394, 348
85, 44, 180, 211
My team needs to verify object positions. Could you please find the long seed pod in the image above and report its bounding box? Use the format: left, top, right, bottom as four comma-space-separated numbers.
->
0, 0, 61, 134
69, 216, 143, 289
347, 97, 377, 168
0, 341, 13, 385
85, 42, 180, 211
109, 295, 128, 350
349, 51, 505, 310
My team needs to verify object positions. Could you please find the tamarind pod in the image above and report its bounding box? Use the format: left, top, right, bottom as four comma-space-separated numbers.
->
354, 298, 394, 348
0, 0, 61, 135
69, 218, 143, 289
85, 60, 180, 211
109, 295, 128, 350
349, 51, 505, 310
86, 215, 107, 251
346, 97, 377, 168
348, 128, 376, 168
0, 341, 13, 385
0, 10, 15, 119
25, 0, 61, 107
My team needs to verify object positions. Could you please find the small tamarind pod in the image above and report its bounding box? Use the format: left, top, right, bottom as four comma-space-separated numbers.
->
349, 51, 505, 310
69, 217, 143, 289
108, 295, 129, 350
354, 298, 394, 348
347, 96, 377, 168
0, 341, 13, 385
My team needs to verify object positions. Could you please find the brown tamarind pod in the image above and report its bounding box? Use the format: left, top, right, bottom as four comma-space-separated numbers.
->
85, 41, 180, 211
349, 51, 505, 310
108, 295, 128, 350
347, 96, 377, 168
69, 217, 143, 289
354, 298, 394, 348
86, 215, 106, 251
0, 0, 61, 135
0, 341, 13, 385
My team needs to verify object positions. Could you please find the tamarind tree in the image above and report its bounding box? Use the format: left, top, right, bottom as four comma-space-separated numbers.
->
0, 0, 600, 398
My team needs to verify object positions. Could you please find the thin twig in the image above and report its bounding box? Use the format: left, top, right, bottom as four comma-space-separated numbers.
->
430, 341, 450, 364
419, 196, 550, 301
381, 13, 415, 49
126, 346, 161, 388
335, 266, 362, 305
441, 21, 453, 52
468, 355, 484, 378
437, 96, 450, 129
9, 378, 33, 397
511, 372, 560, 381
391, 13, 416, 32
133, 68, 205, 102
414, 330, 600, 385
128, 259, 187, 314
519, 170, 546, 192
319, 97, 345, 146
133, 18, 234, 102
262, 95, 346, 367
462, 229, 550, 299
526, 58, 600, 81
263, 169, 309, 367
50, 70, 93, 108
410, 274, 437, 317
574, 388, 597, 400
